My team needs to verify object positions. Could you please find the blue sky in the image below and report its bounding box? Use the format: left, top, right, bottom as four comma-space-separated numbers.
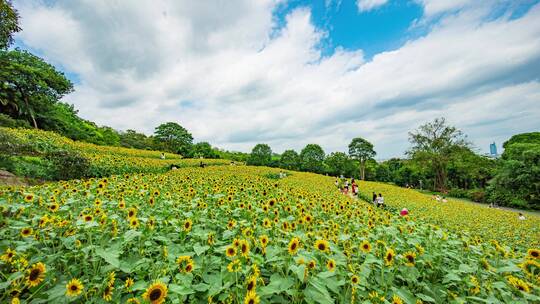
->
12, 0, 540, 158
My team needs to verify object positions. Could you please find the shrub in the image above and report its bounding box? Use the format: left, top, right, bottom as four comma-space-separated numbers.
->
45, 150, 91, 180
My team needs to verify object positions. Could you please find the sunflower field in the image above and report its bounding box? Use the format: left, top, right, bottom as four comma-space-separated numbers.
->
1, 165, 539, 304
356, 181, 539, 249
0, 127, 229, 179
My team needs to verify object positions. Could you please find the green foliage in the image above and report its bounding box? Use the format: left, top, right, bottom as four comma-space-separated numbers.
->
247, 143, 272, 166
324, 152, 352, 176
0, 112, 30, 128
0, 49, 73, 128
189, 142, 219, 158
0, 0, 20, 49
502, 132, 540, 149
120, 129, 154, 150
407, 117, 469, 190
348, 137, 376, 180
279, 149, 300, 170
45, 150, 91, 180
487, 138, 540, 209
300, 144, 325, 173
154, 122, 193, 155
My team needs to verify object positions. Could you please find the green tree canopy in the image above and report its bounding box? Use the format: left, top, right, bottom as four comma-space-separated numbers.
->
324, 152, 351, 176
0, 49, 73, 128
407, 117, 468, 191
348, 137, 376, 180
120, 129, 154, 150
0, 0, 20, 49
189, 142, 218, 159
247, 143, 272, 166
153, 122, 193, 155
300, 144, 325, 173
502, 132, 540, 149
279, 149, 300, 170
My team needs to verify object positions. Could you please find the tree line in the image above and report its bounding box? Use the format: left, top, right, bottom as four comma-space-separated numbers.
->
245, 118, 539, 210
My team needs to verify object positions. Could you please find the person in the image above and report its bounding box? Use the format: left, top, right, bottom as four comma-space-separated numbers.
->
351, 181, 358, 196
335, 179, 339, 188
518, 213, 526, 220
377, 193, 385, 208
400, 208, 409, 216
160, 153, 165, 160
199, 161, 206, 168
372, 192, 377, 205
442, 196, 448, 203
343, 185, 349, 195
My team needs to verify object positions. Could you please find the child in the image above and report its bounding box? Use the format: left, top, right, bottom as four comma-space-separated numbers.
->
377, 193, 384, 208
372, 192, 377, 205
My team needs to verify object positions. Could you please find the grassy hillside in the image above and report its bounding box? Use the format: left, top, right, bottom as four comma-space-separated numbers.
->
0, 166, 538, 303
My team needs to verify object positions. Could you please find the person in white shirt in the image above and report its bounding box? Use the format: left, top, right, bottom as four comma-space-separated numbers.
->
518, 213, 526, 220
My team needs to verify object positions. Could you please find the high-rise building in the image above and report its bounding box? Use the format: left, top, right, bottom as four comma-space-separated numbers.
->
490, 142, 497, 156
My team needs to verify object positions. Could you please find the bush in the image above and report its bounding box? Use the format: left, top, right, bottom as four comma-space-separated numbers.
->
0, 113, 31, 129
45, 150, 91, 180
468, 189, 486, 203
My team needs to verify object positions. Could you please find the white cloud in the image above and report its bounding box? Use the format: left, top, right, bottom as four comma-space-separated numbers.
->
415, 0, 473, 16
356, 0, 388, 12
13, 1, 540, 158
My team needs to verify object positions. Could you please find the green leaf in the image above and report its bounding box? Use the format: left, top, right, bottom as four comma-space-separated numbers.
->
259, 274, 294, 296
169, 284, 195, 296
95, 247, 121, 268
123, 229, 142, 242
193, 243, 210, 256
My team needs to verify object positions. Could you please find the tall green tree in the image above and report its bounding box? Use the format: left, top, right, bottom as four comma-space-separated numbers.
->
300, 144, 325, 173
348, 137, 376, 180
407, 117, 469, 191
0, 0, 20, 49
153, 122, 193, 155
279, 149, 300, 170
324, 152, 350, 176
247, 143, 272, 166
0, 49, 73, 128
487, 132, 540, 209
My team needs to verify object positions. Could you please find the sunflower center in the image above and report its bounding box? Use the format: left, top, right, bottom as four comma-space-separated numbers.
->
149, 289, 162, 301
29, 269, 41, 281
70, 284, 78, 291
291, 243, 297, 250
248, 299, 255, 304
318, 244, 325, 250
247, 281, 254, 291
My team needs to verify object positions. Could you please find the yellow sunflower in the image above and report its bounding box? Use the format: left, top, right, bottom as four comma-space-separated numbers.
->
246, 275, 257, 293
26, 262, 46, 287
239, 240, 250, 257
143, 281, 168, 304
360, 240, 371, 253
183, 219, 193, 232
288, 237, 300, 255
65, 278, 84, 297
20, 227, 33, 237
125, 277, 134, 289
103, 285, 114, 301
24, 194, 34, 203
391, 294, 404, 304
527, 248, 539, 260
326, 259, 336, 272
243, 291, 260, 304
49, 202, 59, 212
384, 248, 395, 266
226, 246, 237, 258
259, 235, 269, 248
129, 218, 140, 229
314, 239, 330, 252
351, 275, 359, 285
403, 251, 416, 267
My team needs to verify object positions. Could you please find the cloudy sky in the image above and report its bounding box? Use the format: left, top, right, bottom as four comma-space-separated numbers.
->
13, 0, 540, 158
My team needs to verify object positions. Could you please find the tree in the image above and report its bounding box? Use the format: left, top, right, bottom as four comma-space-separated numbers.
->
153, 122, 193, 155
407, 117, 469, 191
300, 144, 325, 173
247, 144, 272, 166
279, 149, 300, 170
487, 133, 540, 209
348, 137, 376, 180
0, 50, 73, 128
189, 142, 218, 158
324, 152, 350, 176
120, 129, 154, 150
0, 0, 21, 49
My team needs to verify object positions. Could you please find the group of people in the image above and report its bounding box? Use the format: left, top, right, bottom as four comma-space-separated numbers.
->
335, 177, 359, 196
372, 192, 385, 208
432, 195, 448, 203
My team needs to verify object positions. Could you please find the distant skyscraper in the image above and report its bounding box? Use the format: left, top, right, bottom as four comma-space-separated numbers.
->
490, 142, 497, 156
